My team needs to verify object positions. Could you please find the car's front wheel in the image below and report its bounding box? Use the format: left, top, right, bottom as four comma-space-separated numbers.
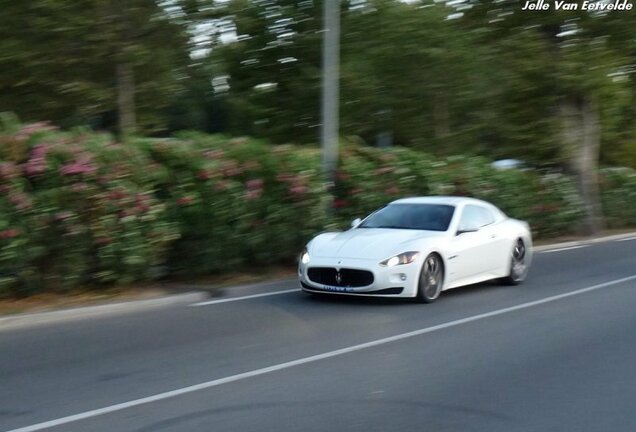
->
501, 238, 528, 285
417, 253, 444, 303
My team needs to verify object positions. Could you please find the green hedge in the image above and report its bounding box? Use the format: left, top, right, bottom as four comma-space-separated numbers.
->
1, 117, 635, 297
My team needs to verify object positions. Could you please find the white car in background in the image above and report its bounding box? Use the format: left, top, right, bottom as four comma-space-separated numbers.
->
299, 196, 532, 302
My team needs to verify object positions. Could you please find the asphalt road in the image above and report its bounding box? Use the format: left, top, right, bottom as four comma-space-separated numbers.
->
2, 236, 636, 432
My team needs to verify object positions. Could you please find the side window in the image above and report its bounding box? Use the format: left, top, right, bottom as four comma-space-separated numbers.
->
477, 206, 495, 227
459, 205, 494, 231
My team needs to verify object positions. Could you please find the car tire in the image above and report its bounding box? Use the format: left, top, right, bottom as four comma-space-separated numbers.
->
500, 238, 528, 285
417, 253, 444, 303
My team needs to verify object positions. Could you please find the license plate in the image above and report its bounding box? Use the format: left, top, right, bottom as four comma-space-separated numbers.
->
321, 285, 354, 293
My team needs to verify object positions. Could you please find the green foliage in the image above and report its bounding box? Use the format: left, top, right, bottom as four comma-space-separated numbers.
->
0, 0, 191, 133
200, 0, 323, 143
196, 0, 636, 171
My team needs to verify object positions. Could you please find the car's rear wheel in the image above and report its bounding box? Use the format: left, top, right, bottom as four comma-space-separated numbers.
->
501, 238, 528, 285
417, 254, 444, 303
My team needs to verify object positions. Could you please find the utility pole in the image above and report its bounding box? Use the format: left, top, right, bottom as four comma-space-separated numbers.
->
321, 0, 340, 190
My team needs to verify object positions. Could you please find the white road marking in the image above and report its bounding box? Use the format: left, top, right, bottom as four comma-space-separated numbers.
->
616, 236, 636, 242
190, 288, 300, 306
539, 245, 586, 253
7, 274, 636, 432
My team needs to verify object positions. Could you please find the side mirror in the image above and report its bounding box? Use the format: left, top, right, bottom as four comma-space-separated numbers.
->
351, 218, 362, 228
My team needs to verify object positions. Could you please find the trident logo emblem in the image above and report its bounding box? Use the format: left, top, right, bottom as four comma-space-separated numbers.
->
335, 271, 342, 285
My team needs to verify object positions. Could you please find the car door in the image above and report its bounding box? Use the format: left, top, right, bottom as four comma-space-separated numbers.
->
447, 205, 501, 283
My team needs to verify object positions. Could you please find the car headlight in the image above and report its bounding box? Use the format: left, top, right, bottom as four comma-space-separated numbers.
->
300, 248, 310, 264
380, 251, 420, 267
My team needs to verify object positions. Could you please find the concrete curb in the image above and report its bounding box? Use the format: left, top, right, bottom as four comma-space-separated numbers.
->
533, 231, 636, 252
0, 292, 207, 332
177, 278, 298, 297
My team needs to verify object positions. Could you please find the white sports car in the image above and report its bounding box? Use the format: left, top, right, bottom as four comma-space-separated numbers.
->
298, 196, 532, 302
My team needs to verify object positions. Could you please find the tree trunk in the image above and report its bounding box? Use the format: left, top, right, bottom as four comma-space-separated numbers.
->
116, 61, 136, 139
559, 95, 604, 235
112, 0, 136, 140
433, 90, 450, 139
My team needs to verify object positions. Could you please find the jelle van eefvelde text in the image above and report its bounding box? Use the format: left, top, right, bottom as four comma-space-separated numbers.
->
522, 0, 632, 10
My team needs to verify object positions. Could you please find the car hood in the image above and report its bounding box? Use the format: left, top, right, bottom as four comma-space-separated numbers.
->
311, 228, 445, 260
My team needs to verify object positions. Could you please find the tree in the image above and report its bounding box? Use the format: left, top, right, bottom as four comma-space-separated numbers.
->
339, 0, 496, 153
460, 1, 636, 233
0, 0, 191, 136
191, 0, 324, 143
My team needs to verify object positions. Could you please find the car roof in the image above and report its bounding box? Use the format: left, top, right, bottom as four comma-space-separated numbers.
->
389, 196, 491, 207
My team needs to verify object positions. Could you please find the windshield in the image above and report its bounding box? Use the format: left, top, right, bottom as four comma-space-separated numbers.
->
358, 203, 455, 231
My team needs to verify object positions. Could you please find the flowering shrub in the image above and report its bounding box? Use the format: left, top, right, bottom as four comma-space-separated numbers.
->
1, 116, 634, 297
148, 133, 327, 275
0, 118, 179, 297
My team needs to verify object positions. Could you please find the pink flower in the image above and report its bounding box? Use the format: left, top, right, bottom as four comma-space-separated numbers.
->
243, 160, 262, 171
214, 181, 229, 192
375, 167, 394, 175
15, 122, 57, 140
119, 209, 133, 218
54, 211, 74, 222
223, 166, 243, 178
246, 179, 264, 190
135, 193, 151, 204
24, 144, 49, 177
177, 196, 193, 205
9, 192, 33, 211
289, 185, 308, 196
95, 236, 112, 245
109, 190, 126, 201
0, 229, 20, 240
244, 179, 264, 200
335, 171, 351, 181
60, 158, 96, 176
135, 194, 152, 213
244, 189, 262, 200
276, 173, 294, 183
197, 170, 210, 181
136, 203, 151, 213
332, 198, 347, 209
71, 183, 89, 193
203, 149, 225, 160
0, 162, 19, 180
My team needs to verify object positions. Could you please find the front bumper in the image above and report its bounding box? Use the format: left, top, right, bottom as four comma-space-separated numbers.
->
298, 256, 421, 298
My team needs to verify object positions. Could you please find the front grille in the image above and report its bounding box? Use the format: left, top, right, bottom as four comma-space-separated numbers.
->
307, 267, 374, 287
